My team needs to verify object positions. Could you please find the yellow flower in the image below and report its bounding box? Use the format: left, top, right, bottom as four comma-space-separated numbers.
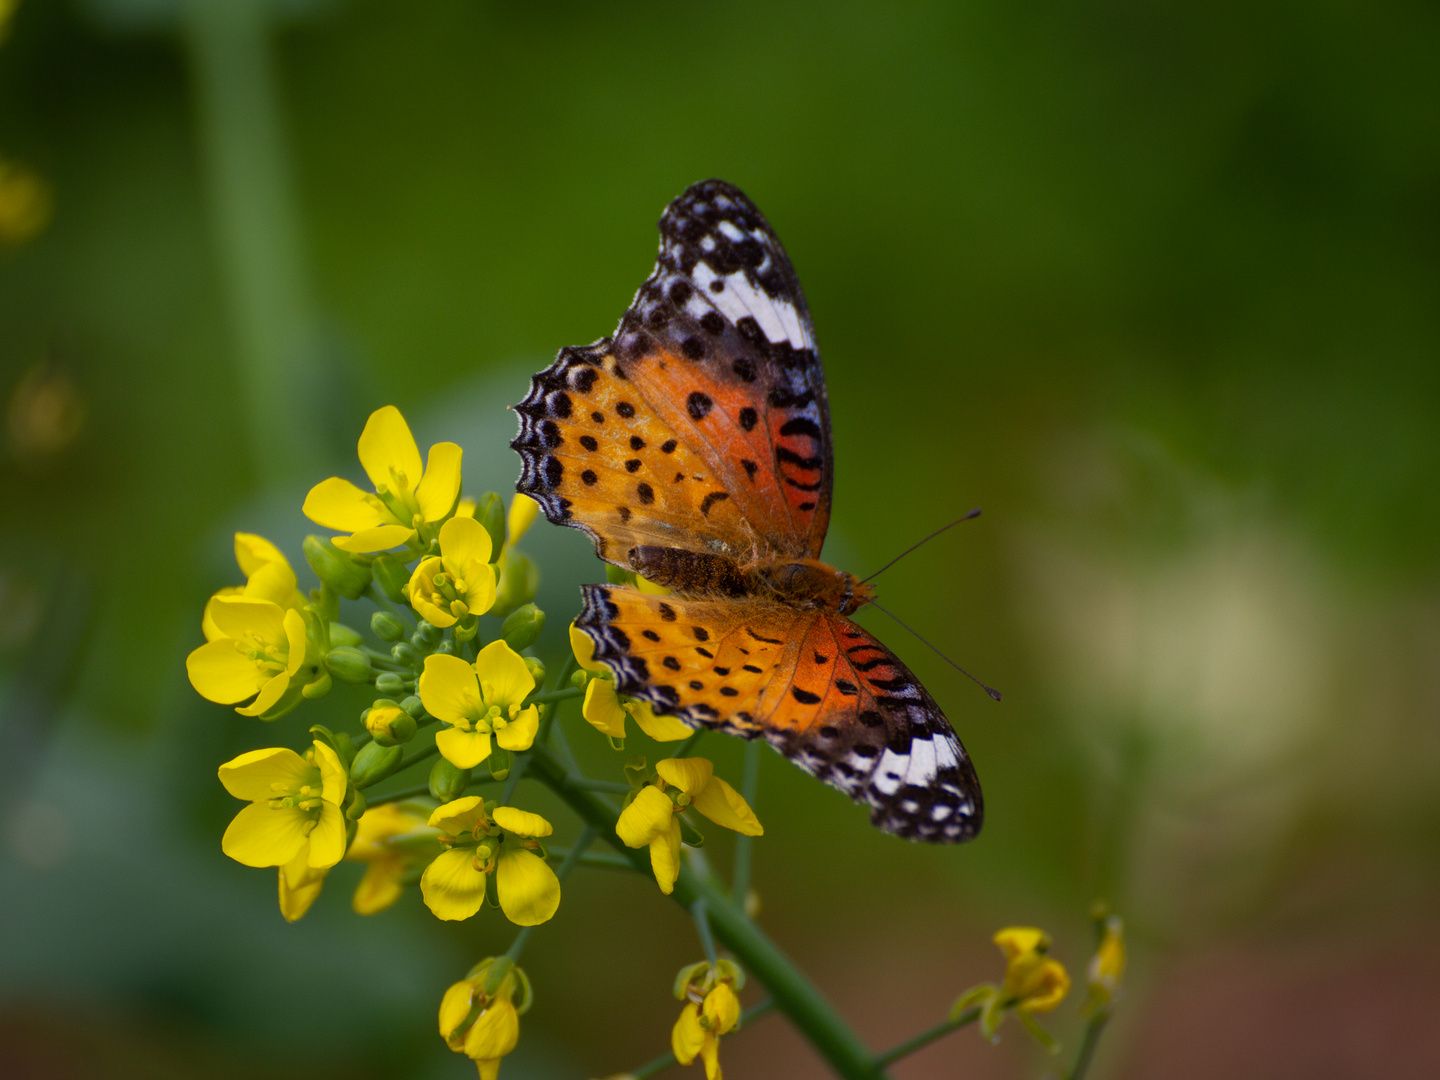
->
0, 156, 53, 247
1083, 913, 1125, 1017
570, 624, 693, 742
439, 958, 532, 1080
419, 641, 540, 770
672, 961, 744, 1080
507, 493, 539, 545
187, 596, 319, 718
615, 758, 761, 894
278, 859, 329, 923
218, 742, 348, 882
420, 797, 560, 925
408, 516, 498, 627
344, 801, 443, 915
201, 533, 307, 641
951, 926, 1071, 1050
303, 405, 462, 553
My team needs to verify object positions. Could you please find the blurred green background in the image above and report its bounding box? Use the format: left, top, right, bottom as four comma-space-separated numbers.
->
2, 1, 1438, 1077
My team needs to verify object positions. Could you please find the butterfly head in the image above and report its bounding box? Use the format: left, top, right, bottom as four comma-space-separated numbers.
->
752, 558, 875, 616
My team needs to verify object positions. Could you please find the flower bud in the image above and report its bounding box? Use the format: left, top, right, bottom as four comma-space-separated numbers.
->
349, 739, 404, 788
401, 694, 425, 718
430, 756, 472, 802
329, 622, 363, 648
326, 646, 373, 684
391, 642, 420, 667
523, 656, 546, 686
371, 553, 411, 604
413, 619, 443, 648
375, 672, 406, 696
366, 702, 417, 746
345, 788, 368, 821
501, 604, 545, 652
493, 552, 539, 616
472, 493, 507, 563
303, 535, 371, 600
371, 610, 407, 642
301, 670, 333, 699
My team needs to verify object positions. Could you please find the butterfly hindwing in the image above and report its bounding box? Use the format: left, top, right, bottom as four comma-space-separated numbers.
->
576, 586, 982, 842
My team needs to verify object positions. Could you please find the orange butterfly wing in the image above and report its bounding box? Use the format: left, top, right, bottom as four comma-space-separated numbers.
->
577, 585, 982, 842
514, 179, 830, 561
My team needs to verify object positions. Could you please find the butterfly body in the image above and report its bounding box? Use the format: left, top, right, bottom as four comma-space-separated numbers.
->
513, 180, 983, 842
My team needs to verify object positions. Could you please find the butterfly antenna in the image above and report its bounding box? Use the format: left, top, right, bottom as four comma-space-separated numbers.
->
859, 508, 982, 585
869, 600, 1003, 702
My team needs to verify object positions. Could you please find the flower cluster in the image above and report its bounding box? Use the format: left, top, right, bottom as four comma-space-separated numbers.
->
186, 405, 767, 1079
671, 959, 746, 1080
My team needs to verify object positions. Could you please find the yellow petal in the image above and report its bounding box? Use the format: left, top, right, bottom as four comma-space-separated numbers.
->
655, 757, 714, 797
358, 405, 424, 494
616, 785, 674, 848
704, 983, 741, 1035
420, 848, 489, 921
581, 678, 627, 738
436, 726, 492, 770
221, 802, 310, 867
428, 795, 487, 833
282, 608, 308, 678
352, 860, 405, 915
235, 670, 291, 716
314, 741, 347, 805
278, 850, 328, 922
348, 803, 430, 856
995, 927, 1050, 960
690, 775, 763, 837
217, 746, 312, 800
464, 996, 519, 1061
496, 846, 561, 925
234, 532, 289, 576
206, 595, 287, 645
439, 979, 478, 1041
201, 587, 243, 642
648, 824, 681, 894
492, 805, 552, 838
243, 560, 298, 608
507, 494, 539, 544
629, 700, 695, 742
700, 1033, 721, 1080
307, 802, 348, 868
419, 653, 482, 724
495, 705, 539, 752
415, 441, 464, 522
408, 557, 458, 627
303, 476, 391, 531
332, 524, 416, 553
476, 1059, 500, 1080
461, 562, 497, 619
569, 623, 605, 673
474, 640, 535, 707
672, 1003, 705, 1065
187, 639, 266, 704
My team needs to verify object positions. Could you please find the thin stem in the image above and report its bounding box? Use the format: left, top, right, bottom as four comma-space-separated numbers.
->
364, 586, 415, 625
691, 899, 719, 965
527, 745, 885, 1080
627, 999, 776, 1079
732, 738, 761, 905
528, 687, 583, 704
364, 783, 430, 807
502, 828, 596, 966
873, 1007, 980, 1068
670, 728, 706, 758
566, 777, 631, 793
545, 846, 637, 872
1065, 1013, 1111, 1080
395, 741, 439, 774
500, 754, 529, 804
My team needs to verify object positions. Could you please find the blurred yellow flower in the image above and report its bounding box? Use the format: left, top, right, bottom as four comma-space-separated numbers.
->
187, 596, 317, 718
218, 742, 347, 878
951, 925, 1071, 1050
439, 959, 531, 1080
672, 960, 745, 1080
419, 641, 540, 770
0, 156, 52, 247
408, 516, 497, 627
1083, 913, 1125, 1017
421, 797, 560, 925
616, 758, 761, 894
507, 493, 539, 545
571, 624, 693, 742
344, 801, 443, 915
303, 405, 461, 553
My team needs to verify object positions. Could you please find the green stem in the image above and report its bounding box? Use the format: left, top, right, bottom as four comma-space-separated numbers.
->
873, 1007, 980, 1068
503, 827, 596, 965
528, 687, 583, 704
566, 777, 630, 793
627, 999, 776, 1079
691, 899, 718, 965
364, 783, 430, 807
527, 745, 885, 1080
544, 847, 637, 872
732, 738, 761, 905
1065, 1013, 1111, 1080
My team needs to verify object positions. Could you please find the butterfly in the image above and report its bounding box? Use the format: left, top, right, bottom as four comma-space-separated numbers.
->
512, 179, 981, 842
